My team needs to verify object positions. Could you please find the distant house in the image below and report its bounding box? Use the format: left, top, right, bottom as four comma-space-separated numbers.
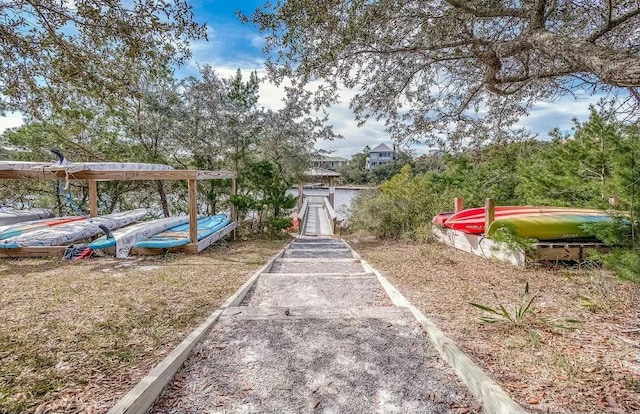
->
366, 143, 396, 170
313, 155, 349, 171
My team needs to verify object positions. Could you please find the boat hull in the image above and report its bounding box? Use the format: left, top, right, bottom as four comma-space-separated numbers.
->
444, 206, 604, 234
133, 215, 230, 249
0, 208, 54, 226
89, 216, 191, 258
486, 214, 612, 240
0, 216, 87, 240
1, 209, 148, 248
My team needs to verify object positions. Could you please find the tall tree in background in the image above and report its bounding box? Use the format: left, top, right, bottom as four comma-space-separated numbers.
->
0, 0, 206, 116
245, 0, 640, 145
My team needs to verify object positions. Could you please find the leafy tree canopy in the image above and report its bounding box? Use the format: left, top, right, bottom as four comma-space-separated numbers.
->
244, 0, 640, 146
0, 0, 206, 116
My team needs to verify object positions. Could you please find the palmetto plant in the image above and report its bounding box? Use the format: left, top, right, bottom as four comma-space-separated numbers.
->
470, 283, 536, 324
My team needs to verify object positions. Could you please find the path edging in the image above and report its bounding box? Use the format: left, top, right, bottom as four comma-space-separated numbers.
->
349, 246, 528, 414
107, 244, 289, 414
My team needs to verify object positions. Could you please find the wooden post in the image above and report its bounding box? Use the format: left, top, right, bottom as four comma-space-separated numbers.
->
484, 198, 495, 237
230, 177, 237, 239
608, 197, 620, 208
88, 180, 98, 217
188, 179, 198, 244
328, 177, 335, 208
454, 197, 464, 213
297, 182, 304, 210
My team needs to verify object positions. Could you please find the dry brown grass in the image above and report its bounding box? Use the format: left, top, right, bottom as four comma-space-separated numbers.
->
349, 238, 640, 414
348, 237, 640, 414
0, 238, 289, 414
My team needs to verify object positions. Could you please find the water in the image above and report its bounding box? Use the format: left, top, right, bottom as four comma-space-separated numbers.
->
287, 188, 366, 221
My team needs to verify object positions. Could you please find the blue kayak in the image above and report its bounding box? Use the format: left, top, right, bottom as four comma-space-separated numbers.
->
133, 214, 231, 249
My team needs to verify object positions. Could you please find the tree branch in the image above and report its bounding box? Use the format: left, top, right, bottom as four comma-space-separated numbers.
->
443, 0, 527, 18
587, 7, 640, 42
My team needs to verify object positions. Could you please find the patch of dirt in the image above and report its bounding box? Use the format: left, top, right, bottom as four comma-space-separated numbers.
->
0, 239, 289, 414
348, 237, 640, 414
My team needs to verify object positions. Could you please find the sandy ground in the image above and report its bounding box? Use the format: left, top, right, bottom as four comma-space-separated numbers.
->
151, 307, 479, 414
151, 236, 480, 413
348, 237, 640, 414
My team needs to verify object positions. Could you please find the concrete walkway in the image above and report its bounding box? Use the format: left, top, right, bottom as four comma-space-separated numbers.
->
149, 238, 480, 413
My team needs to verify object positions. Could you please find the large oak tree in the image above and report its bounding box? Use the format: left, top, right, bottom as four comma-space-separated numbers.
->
1, 0, 206, 116
245, 0, 640, 145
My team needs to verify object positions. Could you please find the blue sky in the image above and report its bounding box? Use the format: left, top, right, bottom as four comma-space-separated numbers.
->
185, 1, 602, 158
0, 0, 601, 159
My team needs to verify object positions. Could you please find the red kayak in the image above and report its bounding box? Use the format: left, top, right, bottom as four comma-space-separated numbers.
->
432, 212, 454, 226
443, 206, 604, 234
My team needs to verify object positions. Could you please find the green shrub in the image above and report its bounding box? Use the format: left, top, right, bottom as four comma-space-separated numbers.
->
347, 165, 452, 239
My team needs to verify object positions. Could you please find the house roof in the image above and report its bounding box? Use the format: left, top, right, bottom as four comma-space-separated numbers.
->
370, 143, 393, 153
305, 167, 341, 177
314, 155, 348, 162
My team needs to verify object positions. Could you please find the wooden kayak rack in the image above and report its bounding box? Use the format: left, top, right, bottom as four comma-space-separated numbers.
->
0, 167, 237, 257
433, 197, 611, 266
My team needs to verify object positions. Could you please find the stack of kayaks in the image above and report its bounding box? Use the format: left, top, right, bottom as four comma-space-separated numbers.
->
1, 209, 148, 248
0, 216, 88, 240
433, 206, 612, 241
0, 207, 54, 225
89, 215, 191, 258
133, 214, 231, 250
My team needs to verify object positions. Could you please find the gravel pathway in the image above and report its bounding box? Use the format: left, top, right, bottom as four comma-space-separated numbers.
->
149, 237, 480, 413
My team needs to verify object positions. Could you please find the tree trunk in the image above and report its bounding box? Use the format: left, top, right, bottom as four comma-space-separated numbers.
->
155, 180, 170, 217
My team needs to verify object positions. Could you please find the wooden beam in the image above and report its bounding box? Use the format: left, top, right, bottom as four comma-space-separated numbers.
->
484, 198, 495, 237
230, 177, 237, 240
330, 178, 336, 208
0, 169, 236, 181
0, 246, 67, 258
88, 180, 98, 217
188, 179, 198, 244
454, 197, 464, 213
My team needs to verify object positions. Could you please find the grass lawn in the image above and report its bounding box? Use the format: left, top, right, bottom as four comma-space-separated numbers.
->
0, 238, 289, 414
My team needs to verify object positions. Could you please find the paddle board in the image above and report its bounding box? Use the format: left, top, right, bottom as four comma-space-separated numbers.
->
133, 215, 230, 249
89, 216, 191, 258
1, 209, 148, 248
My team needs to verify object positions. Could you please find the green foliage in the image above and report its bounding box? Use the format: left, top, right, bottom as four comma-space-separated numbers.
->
233, 161, 297, 234
588, 249, 640, 283
489, 223, 537, 254
470, 283, 536, 325
348, 165, 452, 240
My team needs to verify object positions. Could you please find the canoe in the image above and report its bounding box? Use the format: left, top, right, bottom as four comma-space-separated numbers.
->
443, 206, 604, 234
89, 216, 191, 258
133, 215, 230, 249
486, 213, 612, 240
1, 209, 148, 248
0, 216, 88, 240
432, 212, 454, 226
0, 207, 54, 226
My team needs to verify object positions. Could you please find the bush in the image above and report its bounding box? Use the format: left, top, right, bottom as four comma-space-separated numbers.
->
347, 165, 453, 239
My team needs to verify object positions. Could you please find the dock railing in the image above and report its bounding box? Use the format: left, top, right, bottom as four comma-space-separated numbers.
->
323, 197, 337, 235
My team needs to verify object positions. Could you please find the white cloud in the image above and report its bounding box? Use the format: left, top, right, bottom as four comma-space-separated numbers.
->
0, 112, 24, 136
515, 94, 602, 139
